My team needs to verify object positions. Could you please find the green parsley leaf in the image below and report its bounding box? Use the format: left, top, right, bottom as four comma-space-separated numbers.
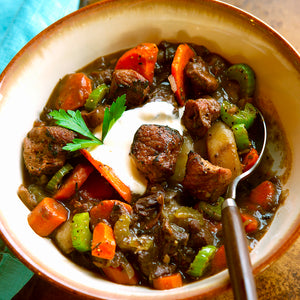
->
102, 94, 126, 141
49, 95, 126, 151
50, 109, 100, 143
62, 139, 103, 151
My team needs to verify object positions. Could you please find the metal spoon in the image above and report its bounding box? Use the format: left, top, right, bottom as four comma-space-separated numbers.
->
222, 110, 267, 300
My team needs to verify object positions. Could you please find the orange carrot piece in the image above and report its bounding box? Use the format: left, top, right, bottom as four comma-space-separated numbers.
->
91, 222, 116, 260
210, 245, 227, 274
171, 43, 195, 106
102, 265, 138, 285
80, 149, 132, 203
241, 213, 259, 233
115, 43, 158, 83
55, 73, 92, 111
90, 200, 132, 222
28, 197, 68, 237
54, 163, 94, 201
242, 148, 259, 172
153, 273, 183, 290
249, 180, 276, 210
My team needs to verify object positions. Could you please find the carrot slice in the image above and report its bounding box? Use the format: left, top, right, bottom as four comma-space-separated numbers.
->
90, 200, 132, 222
171, 43, 195, 106
115, 43, 158, 83
102, 265, 138, 285
91, 222, 116, 260
28, 197, 68, 237
241, 213, 258, 233
55, 73, 92, 111
210, 245, 227, 274
54, 163, 94, 200
80, 149, 132, 203
249, 180, 276, 210
242, 148, 259, 172
153, 273, 183, 290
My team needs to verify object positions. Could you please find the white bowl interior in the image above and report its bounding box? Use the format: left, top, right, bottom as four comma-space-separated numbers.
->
0, 0, 299, 299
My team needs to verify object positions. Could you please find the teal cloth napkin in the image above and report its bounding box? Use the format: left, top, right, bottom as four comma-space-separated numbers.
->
0, 0, 80, 74
0, 239, 33, 300
0, 1, 80, 299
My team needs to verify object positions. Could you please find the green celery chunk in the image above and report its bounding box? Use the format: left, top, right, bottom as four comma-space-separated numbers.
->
187, 245, 217, 277
198, 197, 224, 221
114, 213, 153, 252
227, 63, 256, 98
221, 100, 257, 129
232, 123, 251, 150
46, 163, 73, 192
84, 83, 109, 111
71, 212, 92, 252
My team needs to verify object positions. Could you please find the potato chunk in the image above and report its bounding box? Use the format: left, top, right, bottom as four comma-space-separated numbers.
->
206, 121, 242, 180
53, 219, 74, 254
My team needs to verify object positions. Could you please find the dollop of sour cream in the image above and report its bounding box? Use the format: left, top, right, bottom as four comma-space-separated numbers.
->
89, 101, 185, 195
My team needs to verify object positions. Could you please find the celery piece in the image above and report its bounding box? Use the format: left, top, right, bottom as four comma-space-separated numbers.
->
84, 83, 109, 111
198, 197, 224, 221
220, 100, 256, 129
227, 63, 256, 98
71, 212, 92, 252
187, 245, 217, 277
114, 214, 153, 252
46, 163, 73, 192
232, 123, 251, 150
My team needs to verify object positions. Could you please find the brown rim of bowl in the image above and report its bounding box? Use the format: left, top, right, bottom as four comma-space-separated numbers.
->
0, 0, 300, 298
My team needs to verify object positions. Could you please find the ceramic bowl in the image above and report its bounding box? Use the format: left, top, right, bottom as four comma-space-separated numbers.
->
0, 0, 299, 299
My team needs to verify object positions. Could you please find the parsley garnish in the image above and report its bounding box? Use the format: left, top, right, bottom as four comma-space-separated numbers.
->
49, 95, 126, 151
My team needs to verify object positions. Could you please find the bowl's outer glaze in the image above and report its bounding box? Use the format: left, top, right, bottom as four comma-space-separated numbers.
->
0, 0, 299, 299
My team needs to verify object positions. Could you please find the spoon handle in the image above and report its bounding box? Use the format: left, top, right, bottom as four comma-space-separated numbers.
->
222, 198, 258, 300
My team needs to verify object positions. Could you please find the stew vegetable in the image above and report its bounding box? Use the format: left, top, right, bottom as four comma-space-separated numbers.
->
19, 41, 284, 289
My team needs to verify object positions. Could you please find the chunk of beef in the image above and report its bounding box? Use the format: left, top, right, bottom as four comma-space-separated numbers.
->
130, 124, 183, 182
187, 219, 215, 249
151, 263, 177, 280
183, 151, 232, 202
185, 56, 218, 97
109, 69, 150, 109
23, 126, 75, 176
159, 220, 197, 271
161, 221, 189, 256
182, 98, 221, 137
205, 53, 229, 77
134, 191, 164, 229
137, 247, 173, 278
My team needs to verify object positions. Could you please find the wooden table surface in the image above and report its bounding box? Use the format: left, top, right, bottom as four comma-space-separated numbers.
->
13, 1, 300, 299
